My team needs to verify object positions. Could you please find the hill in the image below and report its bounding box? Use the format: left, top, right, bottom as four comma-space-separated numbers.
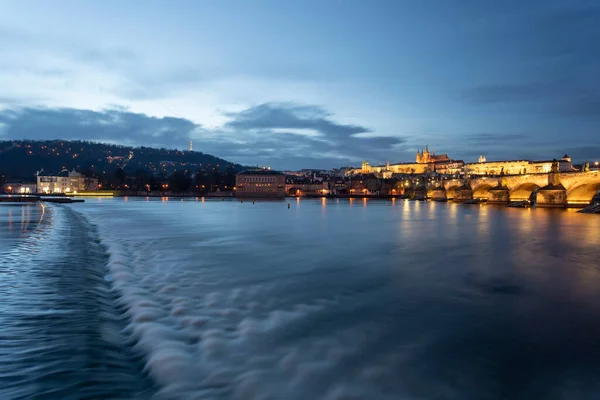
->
0, 140, 244, 181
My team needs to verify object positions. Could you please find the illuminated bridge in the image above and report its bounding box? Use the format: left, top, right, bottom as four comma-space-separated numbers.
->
430, 170, 600, 207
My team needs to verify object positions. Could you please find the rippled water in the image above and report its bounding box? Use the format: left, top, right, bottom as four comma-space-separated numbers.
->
2, 198, 600, 399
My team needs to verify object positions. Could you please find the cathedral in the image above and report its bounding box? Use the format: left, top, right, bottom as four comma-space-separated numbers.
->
415, 145, 450, 164
349, 145, 461, 176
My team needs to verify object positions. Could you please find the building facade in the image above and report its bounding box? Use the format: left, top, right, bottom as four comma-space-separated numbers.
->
466, 155, 575, 176
285, 182, 329, 196
347, 145, 459, 176
345, 148, 576, 178
235, 170, 286, 198
415, 145, 449, 164
36, 169, 89, 193
2, 182, 37, 194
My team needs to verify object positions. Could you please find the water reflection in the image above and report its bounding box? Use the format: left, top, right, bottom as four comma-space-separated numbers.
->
402, 198, 411, 218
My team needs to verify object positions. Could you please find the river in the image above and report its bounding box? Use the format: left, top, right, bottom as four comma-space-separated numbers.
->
1, 198, 600, 399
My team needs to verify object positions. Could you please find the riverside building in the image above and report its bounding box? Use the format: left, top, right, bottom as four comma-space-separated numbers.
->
235, 169, 286, 198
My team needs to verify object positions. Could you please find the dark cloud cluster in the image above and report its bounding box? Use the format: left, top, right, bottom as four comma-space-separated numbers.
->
0, 103, 405, 169
0, 108, 197, 148
217, 103, 404, 168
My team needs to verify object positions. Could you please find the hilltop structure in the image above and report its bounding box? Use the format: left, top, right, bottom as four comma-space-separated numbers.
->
346, 146, 577, 178
416, 145, 449, 164
466, 154, 575, 176
348, 145, 463, 177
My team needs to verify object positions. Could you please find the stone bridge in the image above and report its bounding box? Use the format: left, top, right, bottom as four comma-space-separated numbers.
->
431, 171, 600, 206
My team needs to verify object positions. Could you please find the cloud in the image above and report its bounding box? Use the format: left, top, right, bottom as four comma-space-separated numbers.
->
0, 103, 406, 169
0, 108, 198, 149
217, 103, 405, 168
225, 103, 367, 137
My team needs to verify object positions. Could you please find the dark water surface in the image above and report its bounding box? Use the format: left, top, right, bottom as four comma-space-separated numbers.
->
1, 198, 600, 399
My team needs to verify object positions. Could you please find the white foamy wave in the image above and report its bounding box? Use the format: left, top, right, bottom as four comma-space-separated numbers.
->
81, 207, 398, 400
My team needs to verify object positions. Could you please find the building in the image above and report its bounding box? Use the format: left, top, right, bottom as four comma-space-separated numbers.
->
466, 159, 530, 176
347, 145, 457, 177
285, 182, 329, 196
529, 155, 575, 173
2, 182, 37, 194
416, 145, 449, 164
433, 160, 465, 175
235, 169, 286, 198
36, 169, 90, 194
466, 154, 575, 176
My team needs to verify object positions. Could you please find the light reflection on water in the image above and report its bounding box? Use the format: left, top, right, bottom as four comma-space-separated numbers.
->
1, 198, 600, 399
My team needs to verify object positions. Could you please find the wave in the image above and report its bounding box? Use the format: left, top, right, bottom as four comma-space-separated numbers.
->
0, 205, 153, 399
81, 205, 408, 400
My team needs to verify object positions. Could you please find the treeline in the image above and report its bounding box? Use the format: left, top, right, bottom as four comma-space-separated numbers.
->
108, 166, 237, 193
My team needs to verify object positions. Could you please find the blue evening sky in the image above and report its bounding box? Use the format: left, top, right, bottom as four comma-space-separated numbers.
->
0, 0, 598, 169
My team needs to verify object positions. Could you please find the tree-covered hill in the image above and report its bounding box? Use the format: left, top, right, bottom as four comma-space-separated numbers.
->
0, 140, 244, 181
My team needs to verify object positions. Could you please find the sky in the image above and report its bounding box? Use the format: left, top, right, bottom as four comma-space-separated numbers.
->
0, 0, 599, 169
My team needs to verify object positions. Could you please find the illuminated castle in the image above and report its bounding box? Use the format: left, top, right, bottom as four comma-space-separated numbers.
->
416, 145, 449, 164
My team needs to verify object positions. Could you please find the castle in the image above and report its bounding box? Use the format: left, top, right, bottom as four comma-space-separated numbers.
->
416, 145, 449, 164
350, 145, 461, 177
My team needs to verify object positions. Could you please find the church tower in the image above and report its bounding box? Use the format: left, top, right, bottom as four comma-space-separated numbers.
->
423, 145, 430, 163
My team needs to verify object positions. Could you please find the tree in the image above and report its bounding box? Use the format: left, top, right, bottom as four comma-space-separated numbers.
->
134, 168, 150, 190
115, 168, 126, 186
169, 170, 192, 193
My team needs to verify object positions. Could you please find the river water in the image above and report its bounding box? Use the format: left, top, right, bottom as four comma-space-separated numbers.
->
1, 198, 600, 399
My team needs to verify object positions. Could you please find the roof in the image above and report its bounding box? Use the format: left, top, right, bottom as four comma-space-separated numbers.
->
237, 169, 283, 176
433, 159, 464, 164
465, 160, 531, 165
532, 159, 570, 164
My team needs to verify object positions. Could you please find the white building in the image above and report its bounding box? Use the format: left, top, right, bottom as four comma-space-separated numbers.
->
36, 169, 87, 194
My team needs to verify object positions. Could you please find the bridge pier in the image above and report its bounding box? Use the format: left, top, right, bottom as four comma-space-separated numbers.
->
428, 187, 447, 201
487, 186, 510, 204
536, 186, 567, 208
450, 185, 473, 202
536, 168, 567, 207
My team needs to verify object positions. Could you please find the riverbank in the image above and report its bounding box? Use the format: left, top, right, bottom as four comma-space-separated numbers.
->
0, 194, 84, 203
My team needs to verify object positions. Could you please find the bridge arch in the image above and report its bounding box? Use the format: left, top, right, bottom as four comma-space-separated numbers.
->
567, 182, 600, 205
510, 183, 541, 202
